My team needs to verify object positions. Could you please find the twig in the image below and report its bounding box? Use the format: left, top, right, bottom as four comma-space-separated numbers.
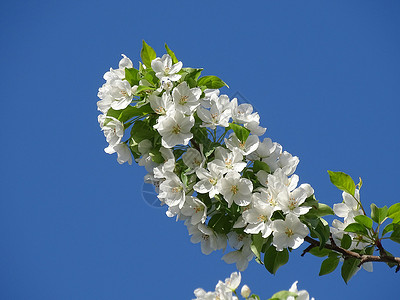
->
304, 236, 400, 271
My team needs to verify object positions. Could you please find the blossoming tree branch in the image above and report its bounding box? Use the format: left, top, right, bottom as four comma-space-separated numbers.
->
97, 41, 400, 288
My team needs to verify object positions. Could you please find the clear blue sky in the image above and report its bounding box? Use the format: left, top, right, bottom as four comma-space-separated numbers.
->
1, 0, 400, 299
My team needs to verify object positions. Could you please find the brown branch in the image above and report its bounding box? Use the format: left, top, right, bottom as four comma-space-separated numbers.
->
304, 236, 400, 272
301, 244, 316, 257
190, 139, 201, 152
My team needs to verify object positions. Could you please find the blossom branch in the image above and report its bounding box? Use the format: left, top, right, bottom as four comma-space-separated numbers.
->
303, 236, 400, 272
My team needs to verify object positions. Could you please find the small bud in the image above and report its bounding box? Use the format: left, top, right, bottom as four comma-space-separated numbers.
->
241, 284, 251, 298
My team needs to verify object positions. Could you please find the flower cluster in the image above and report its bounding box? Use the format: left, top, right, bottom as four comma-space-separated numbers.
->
97, 42, 316, 271
193, 272, 314, 300
97, 42, 400, 282
330, 189, 373, 272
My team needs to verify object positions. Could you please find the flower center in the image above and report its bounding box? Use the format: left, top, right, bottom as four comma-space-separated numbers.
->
171, 186, 183, 193
211, 113, 219, 122
209, 178, 217, 185
231, 185, 238, 194
155, 106, 166, 114
179, 95, 189, 105
172, 124, 181, 134
288, 197, 297, 210
195, 206, 204, 213
224, 158, 233, 168
285, 227, 294, 237
258, 215, 268, 222
164, 66, 171, 74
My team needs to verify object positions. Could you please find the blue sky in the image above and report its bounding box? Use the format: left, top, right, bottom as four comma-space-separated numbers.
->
1, 0, 400, 299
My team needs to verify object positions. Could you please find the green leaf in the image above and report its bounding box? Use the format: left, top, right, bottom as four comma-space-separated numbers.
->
229, 123, 250, 142
341, 258, 360, 283
304, 195, 318, 207
390, 224, 400, 244
302, 217, 330, 249
319, 254, 340, 276
388, 203, 400, 223
135, 85, 156, 94
315, 203, 334, 216
251, 233, 266, 263
180, 67, 203, 82
197, 75, 229, 89
207, 213, 233, 234
125, 68, 140, 86
253, 160, 271, 174
149, 148, 164, 164
327, 170, 356, 196
340, 234, 352, 249
264, 246, 289, 275
143, 70, 158, 86
140, 40, 156, 68
106, 104, 153, 123
370, 203, 388, 224
164, 43, 178, 64
344, 223, 369, 236
308, 247, 332, 257
208, 213, 223, 228
357, 177, 363, 190
203, 142, 220, 158
180, 173, 188, 187
130, 120, 154, 143
305, 203, 334, 218
271, 210, 285, 221
354, 215, 373, 229
192, 125, 209, 146
268, 291, 298, 300
382, 223, 394, 237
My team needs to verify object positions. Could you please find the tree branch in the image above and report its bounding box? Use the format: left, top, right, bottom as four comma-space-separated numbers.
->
303, 236, 400, 272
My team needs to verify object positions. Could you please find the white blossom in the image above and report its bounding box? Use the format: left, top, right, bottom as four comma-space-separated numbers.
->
104, 143, 132, 165
153, 147, 176, 179
241, 285, 251, 298
193, 288, 217, 300
193, 163, 223, 198
277, 151, 300, 176
333, 190, 362, 222
220, 171, 253, 207
231, 98, 266, 136
223, 272, 241, 292
211, 147, 247, 174
172, 81, 201, 114
247, 138, 277, 161
272, 214, 309, 251
181, 196, 207, 225
243, 193, 274, 238
188, 223, 226, 255
277, 184, 313, 217
100, 117, 124, 147
222, 245, 254, 271
151, 54, 182, 82
288, 281, 315, 300
154, 111, 194, 148
158, 172, 186, 208
227, 231, 251, 250
225, 134, 259, 156
183, 147, 205, 173
197, 94, 232, 129
149, 92, 174, 115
